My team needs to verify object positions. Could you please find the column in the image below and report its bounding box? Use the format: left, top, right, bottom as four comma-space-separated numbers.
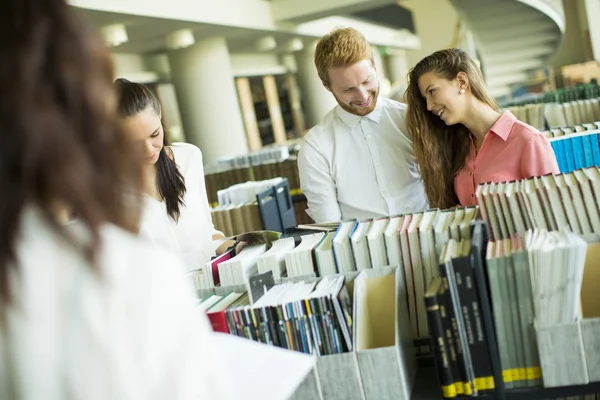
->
386, 49, 410, 102
286, 73, 306, 136
584, 0, 600, 62
372, 46, 391, 97
235, 77, 262, 151
294, 41, 337, 129
168, 37, 248, 166
263, 75, 287, 144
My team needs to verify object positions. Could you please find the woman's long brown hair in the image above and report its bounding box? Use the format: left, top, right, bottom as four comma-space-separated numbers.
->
0, 0, 143, 312
405, 48, 499, 208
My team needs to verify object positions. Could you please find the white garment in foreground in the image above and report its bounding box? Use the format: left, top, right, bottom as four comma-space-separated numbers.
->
0, 207, 315, 400
214, 333, 316, 400
298, 97, 429, 223
139, 142, 222, 272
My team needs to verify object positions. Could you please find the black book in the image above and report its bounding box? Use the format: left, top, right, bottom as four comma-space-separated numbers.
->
425, 277, 458, 398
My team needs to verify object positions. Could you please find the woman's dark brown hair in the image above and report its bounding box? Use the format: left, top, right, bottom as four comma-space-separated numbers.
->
405, 48, 499, 209
0, 0, 143, 310
114, 78, 186, 221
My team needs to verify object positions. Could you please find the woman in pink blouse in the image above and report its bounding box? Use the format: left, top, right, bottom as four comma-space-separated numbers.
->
405, 48, 559, 208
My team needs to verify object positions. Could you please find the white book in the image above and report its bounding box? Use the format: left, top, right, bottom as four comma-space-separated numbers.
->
351, 219, 373, 271
459, 206, 478, 240
583, 167, 600, 214
572, 169, 600, 233
490, 182, 509, 239
450, 207, 464, 241
433, 209, 454, 260
314, 231, 338, 276
497, 182, 516, 235
407, 213, 427, 337
564, 172, 592, 235
221, 244, 267, 286
284, 233, 324, 278
524, 179, 549, 231
418, 209, 438, 287
256, 237, 296, 281
367, 217, 390, 268
533, 176, 557, 231
553, 174, 582, 234
332, 220, 358, 273
384, 215, 405, 268
540, 175, 569, 231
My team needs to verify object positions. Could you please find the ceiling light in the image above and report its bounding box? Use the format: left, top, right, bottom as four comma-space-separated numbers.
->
255, 36, 277, 52
284, 38, 304, 52
100, 24, 128, 47
166, 29, 196, 50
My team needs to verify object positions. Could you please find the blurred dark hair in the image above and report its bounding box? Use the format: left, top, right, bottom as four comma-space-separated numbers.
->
0, 0, 143, 311
114, 78, 186, 221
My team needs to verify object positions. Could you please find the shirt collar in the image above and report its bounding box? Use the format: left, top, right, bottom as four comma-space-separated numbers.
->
489, 110, 516, 141
335, 96, 383, 128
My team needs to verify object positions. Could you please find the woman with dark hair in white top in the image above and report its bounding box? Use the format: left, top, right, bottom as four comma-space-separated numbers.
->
114, 78, 241, 272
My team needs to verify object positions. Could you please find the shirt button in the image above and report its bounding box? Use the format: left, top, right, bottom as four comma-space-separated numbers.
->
472, 194, 475, 197
469, 172, 473, 176
366, 135, 372, 139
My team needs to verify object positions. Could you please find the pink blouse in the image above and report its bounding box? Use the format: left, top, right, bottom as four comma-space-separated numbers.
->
454, 111, 559, 206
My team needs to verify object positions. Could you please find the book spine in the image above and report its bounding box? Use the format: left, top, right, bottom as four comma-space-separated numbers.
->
441, 262, 476, 396
438, 266, 466, 396
426, 288, 458, 398
452, 256, 495, 393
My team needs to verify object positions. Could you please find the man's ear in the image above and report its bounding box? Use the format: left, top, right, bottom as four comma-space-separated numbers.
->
322, 80, 332, 93
456, 71, 469, 91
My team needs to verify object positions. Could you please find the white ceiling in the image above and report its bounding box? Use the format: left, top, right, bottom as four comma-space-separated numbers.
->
74, 7, 311, 55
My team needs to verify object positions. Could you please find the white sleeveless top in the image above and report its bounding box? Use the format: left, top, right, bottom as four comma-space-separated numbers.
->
139, 143, 221, 272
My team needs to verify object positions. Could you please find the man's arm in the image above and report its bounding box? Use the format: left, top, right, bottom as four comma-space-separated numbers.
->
297, 139, 342, 223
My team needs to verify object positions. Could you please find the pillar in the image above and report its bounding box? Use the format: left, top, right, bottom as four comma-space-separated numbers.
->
235, 77, 262, 151
584, 0, 600, 62
168, 37, 248, 166
372, 46, 391, 97
294, 41, 338, 129
385, 49, 411, 102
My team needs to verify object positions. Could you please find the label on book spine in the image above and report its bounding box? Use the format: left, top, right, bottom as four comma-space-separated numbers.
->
441, 384, 457, 398
527, 367, 542, 380
511, 369, 520, 381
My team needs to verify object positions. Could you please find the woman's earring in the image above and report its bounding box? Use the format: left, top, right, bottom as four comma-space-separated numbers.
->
459, 89, 465, 94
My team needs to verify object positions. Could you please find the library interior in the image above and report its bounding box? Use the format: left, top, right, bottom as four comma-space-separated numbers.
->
4, 0, 600, 399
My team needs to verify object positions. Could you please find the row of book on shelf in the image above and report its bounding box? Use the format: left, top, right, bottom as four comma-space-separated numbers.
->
426, 222, 600, 398
198, 266, 417, 400
204, 156, 300, 205
427, 168, 600, 397
544, 124, 600, 173
508, 97, 600, 130
192, 204, 481, 344
475, 167, 600, 241
195, 217, 600, 399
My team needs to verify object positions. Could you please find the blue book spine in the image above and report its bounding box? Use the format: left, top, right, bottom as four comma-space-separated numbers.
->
563, 139, 576, 173
591, 133, 600, 166
582, 134, 595, 168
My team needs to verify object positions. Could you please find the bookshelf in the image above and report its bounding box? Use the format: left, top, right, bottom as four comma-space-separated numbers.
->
423, 221, 600, 400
